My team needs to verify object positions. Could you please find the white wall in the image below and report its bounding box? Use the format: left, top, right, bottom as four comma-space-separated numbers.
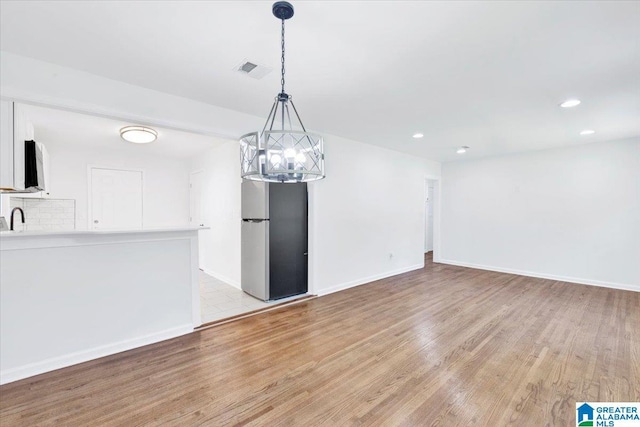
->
441, 138, 640, 291
39, 140, 190, 229
190, 140, 242, 287
310, 135, 440, 295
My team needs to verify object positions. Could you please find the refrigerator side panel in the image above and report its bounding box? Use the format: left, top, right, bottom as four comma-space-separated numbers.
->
269, 183, 308, 299
241, 220, 269, 300
241, 180, 269, 219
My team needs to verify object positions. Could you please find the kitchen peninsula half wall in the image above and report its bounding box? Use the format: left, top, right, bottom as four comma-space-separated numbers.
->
0, 227, 204, 384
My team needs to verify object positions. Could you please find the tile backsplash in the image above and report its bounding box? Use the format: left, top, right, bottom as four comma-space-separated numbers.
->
9, 198, 76, 231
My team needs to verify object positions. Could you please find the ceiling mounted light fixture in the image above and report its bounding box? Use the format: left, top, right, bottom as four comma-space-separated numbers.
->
580, 129, 595, 135
560, 99, 581, 108
413, 133, 424, 139
239, 1, 325, 183
120, 126, 157, 144
457, 146, 469, 154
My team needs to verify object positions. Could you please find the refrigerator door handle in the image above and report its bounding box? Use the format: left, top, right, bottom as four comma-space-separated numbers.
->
303, 252, 308, 256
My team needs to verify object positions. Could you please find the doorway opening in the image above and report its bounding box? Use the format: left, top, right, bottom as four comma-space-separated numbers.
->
189, 169, 205, 267
424, 176, 440, 263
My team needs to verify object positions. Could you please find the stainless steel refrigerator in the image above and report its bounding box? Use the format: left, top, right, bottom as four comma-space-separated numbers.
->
241, 181, 308, 301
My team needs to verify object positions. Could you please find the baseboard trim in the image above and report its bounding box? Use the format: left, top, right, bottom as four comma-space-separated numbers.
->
200, 268, 240, 289
0, 324, 193, 385
437, 259, 640, 293
316, 263, 424, 297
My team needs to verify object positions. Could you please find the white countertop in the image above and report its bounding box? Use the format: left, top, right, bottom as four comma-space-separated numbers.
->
0, 226, 208, 238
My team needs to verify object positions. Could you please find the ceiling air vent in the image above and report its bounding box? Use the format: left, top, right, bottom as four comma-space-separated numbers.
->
240, 62, 258, 73
234, 59, 272, 80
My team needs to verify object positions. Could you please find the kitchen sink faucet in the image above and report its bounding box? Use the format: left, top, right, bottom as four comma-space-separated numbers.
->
10, 207, 25, 231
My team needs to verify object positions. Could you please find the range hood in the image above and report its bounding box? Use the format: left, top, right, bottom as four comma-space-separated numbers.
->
0, 140, 49, 194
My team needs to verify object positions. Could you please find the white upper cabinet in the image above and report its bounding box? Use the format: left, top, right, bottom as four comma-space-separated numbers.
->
0, 100, 14, 190
13, 103, 35, 191
0, 101, 38, 192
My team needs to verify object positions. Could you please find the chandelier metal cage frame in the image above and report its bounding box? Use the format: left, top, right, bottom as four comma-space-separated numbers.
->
240, 1, 325, 183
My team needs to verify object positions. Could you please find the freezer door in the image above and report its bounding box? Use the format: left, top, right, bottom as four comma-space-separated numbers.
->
269, 183, 308, 299
241, 220, 269, 300
241, 180, 269, 219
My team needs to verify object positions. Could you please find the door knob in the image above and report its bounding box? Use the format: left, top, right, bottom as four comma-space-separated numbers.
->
94, 220, 99, 223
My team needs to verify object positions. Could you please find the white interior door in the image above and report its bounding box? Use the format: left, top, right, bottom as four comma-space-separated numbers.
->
90, 168, 143, 230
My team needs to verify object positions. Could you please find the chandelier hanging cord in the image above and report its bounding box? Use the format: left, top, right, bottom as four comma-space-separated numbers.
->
263, 4, 312, 134
281, 18, 286, 95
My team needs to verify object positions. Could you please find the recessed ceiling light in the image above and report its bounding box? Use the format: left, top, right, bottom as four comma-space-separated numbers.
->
580, 129, 595, 135
560, 99, 581, 108
457, 146, 469, 154
413, 133, 424, 139
120, 126, 158, 144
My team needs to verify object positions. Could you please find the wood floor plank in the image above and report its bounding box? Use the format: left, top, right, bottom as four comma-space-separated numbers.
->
1, 254, 638, 426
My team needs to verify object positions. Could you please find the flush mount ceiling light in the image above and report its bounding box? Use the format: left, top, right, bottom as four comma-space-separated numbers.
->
239, 1, 324, 183
560, 99, 581, 108
413, 133, 424, 139
580, 129, 595, 135
120, 126, 157, 144
457, 146, 469, 154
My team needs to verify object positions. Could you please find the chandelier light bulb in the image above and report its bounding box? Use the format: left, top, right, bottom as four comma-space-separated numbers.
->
270, 154, 282, 166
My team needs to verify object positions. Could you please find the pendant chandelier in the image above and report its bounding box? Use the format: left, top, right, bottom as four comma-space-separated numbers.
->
240, 1, 325, 183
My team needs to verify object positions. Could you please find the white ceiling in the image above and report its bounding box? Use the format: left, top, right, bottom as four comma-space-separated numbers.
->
1, 1, 639, 162
21, 103, 226, 159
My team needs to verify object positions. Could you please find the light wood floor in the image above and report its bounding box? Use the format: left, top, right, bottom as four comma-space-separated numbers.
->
1, 254, 638, 426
